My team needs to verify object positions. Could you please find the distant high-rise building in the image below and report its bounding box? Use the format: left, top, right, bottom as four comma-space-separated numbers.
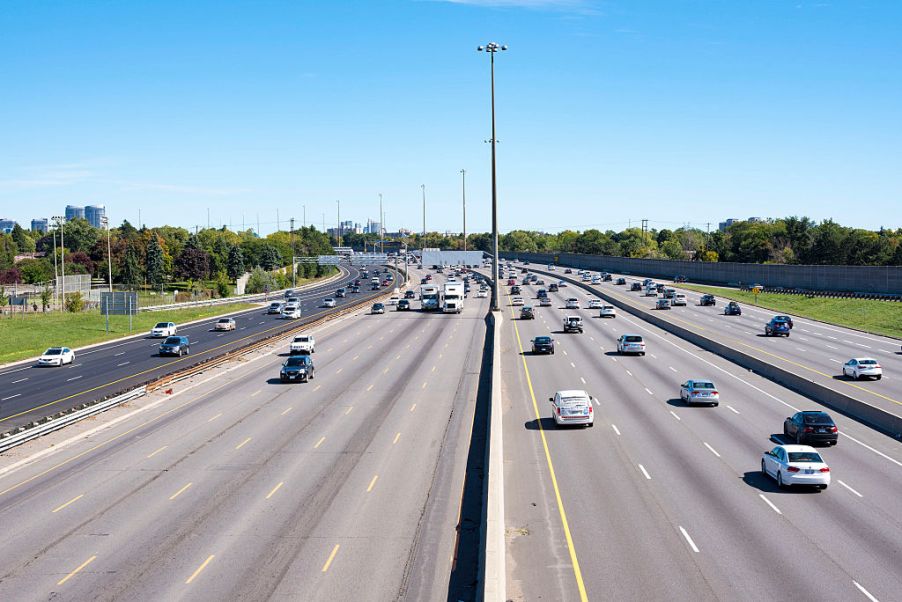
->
718, 218, 740, 232
0, 218, 16, 234
85, 205, 106, 228
366, 219, 382, 235
65, 205, 85, 221
31, 218, 49, 233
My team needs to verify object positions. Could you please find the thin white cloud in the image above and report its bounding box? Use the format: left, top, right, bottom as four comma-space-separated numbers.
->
111, 180, 251, 196
0, 164, 95, 191
430, 0, 601, 14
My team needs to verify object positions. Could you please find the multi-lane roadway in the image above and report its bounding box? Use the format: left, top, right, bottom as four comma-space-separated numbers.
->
500, 266, 902, 601
0, 265, 392, 431
0, 267, 488, 600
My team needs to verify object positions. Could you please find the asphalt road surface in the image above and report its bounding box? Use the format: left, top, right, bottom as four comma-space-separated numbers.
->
0, 265, 397, 431
500, 276, 902, 602
0, 268, 489, 601
522, 262, 902, 419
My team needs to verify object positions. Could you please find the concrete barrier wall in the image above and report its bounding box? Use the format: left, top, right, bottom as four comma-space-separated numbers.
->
526, 266, 902, 440
502, 252, 902, 294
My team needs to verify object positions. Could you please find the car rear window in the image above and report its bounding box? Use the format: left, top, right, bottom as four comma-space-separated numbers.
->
624, 336, 643, 343
859, 359, 878, 365
787, 452, 823, 463
802, 414, 833, 425
164, 337, 181, 344
218, 319, 230, 323
694, 382, 715, 389
286, 357, 308, 366
295, 336, 310, 342
561, 396, 588, 406
535, 337, 551, 344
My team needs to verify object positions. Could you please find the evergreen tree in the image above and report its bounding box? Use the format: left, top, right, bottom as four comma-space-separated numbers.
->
146, 236, 165, 287
227, 245, 245, 280
120, 243, 143, 288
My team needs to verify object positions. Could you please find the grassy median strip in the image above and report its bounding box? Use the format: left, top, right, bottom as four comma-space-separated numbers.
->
0, 302, 259, 365
679, 284, 902, 339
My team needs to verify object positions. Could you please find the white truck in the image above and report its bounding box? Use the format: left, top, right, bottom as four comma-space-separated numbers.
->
289, 334, 315, 355
443, 282, 465, 313
421, 284, 442, 311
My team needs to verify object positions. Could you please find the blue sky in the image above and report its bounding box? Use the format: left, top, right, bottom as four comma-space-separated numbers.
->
1, 0, 900, 235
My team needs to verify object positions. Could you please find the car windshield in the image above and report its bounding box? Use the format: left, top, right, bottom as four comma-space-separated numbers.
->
534, 337, 551, 344
295, 336, 310, 342
693, 382, 716, 389
164, 337, 181, 344
154, 323, 169, 328
285, 357, 308, 367
374, 304, 384, 309
218, 319, 230, 323
787, 452, 823, 463
624, 336, 643, 342
44, 348, 62, 355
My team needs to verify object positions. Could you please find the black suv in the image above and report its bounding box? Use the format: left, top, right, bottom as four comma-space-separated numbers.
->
397, 299, 411, 311
511, 285, 521, 295
724, 301, 742, 316
520, 306, 535, 320
616, 278, 626, 285
783, 411, 838, 445
630, 282, 642, 291
280, 355, 315, 383
548, 283, 559, 293
531, 336, 555, 354
159, 336, 190, 356
699, 294, 716, 306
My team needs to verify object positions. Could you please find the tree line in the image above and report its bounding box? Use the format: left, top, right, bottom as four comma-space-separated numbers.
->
0, 220, 337, 288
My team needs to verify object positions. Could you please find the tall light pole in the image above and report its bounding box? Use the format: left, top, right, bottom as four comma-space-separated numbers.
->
460, 168, 467, 251
51, 221, 59, 308
478, 41, 506, 311
303, 204, 306, 229
421, 184, 426, 238
52, 216, 66, 307
290, 217, 296, 287
379, 193, 384, 254
336, 200, 341, 247
102, 216, 113, 292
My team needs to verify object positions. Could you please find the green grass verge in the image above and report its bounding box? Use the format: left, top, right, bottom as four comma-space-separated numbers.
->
678, 284, 902, 340
0, 302, 258, 365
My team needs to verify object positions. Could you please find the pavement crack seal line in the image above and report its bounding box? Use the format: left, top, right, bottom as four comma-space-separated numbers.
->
522, 265, 902, 441
507, 303, 589, 602
0, 266, 405, 446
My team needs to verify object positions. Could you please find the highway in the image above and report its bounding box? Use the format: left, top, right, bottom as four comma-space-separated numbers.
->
0, 267, 488, 600
521, 261, 902, 419
0, 265, 394, 432
500, 274, 902, 601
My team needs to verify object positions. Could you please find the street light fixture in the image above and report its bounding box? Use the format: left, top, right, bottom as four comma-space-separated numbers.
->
477, 41, 507, 311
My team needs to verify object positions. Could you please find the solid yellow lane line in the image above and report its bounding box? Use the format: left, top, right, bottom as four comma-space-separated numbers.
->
392, 432, 401, 445
235, 437, 252, 450
344, 406, 353, 416
281, 406, 293, 416
510, 306, 589, 602
208, 413, 222, 422
185, 554, 215, 584
366, 475, 379, 493
321, 544, 340, 572
57, 554, 96, 586
409, 403, 416, 412
266, 482, 284, 500
52, 494, 84, 514
169, 482, 192, 500
314, 436, 326, 449
366, 384, 374, 392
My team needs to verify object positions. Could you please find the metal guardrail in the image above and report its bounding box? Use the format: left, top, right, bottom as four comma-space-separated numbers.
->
0, 387, 147, 454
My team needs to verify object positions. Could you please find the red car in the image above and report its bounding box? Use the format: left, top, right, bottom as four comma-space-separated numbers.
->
382, 279, 391, 287
507, 278, 516, 286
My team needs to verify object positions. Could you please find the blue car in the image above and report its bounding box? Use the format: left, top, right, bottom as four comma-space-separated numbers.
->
159, 336, 190, 356
765, 317, 791, 337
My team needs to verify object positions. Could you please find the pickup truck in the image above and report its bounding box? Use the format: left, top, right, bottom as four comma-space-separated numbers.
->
290, 334, 316, 354
563, 315, 584, 333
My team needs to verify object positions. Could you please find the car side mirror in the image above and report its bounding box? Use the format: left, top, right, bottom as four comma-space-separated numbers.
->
548, 397, 554, 402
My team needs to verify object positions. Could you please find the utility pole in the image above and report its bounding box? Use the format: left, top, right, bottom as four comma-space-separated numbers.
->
102, 216, 113, 292
51, 222, 59, 308
641, 219, 649, 249
379, 193, 384, 254
303, 205, 306, 229
421, 184, 426, 237
460, 169, 467, 251
257, 213, 260, 236
277, 209, 280, 233
207, 208, 210, 230
290, 218, 296, 287
336, 200, 341, 247
478, 41, 507, 312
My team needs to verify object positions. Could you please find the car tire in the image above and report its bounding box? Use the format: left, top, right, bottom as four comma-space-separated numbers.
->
587, 422, 594, 428
876, 375, 882, 380
777, 471, 785, 489
761, 460, 767, 475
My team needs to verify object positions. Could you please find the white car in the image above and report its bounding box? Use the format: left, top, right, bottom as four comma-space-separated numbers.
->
761, 444, 830, 490
38, 347, 75, 366
323, 298, 337, 308
214, 318, 236, 331
150, 322, 177, 338
565, 298, 580, 309
267, 302, 284, 314
281, 306, 302, 319
476, 289, 488, 298
512, 296, 525, 306
587, 299, 603, 309
549, 390, 594, 427
679, 379, 720, 406
672, 294, 687, 306
617, 334, 646, 355
599, 305, 616, 318
842, 358, 882, 380
539, 297, 553, 307
290, 334, 316, 354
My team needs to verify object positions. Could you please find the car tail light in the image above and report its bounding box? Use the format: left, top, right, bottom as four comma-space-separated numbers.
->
787, 466, 800, 473
803, 427, 814, 433
829, 426, 838, 433
588, 405, 593, 413
875, 364, 881, 369
819, 467, 830, 472
711, 391, 718, 396
556, 407, 560, 415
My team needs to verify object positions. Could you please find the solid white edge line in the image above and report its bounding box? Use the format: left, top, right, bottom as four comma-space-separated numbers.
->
853, 580, 880, 602
837, 479, 863, 498
679, 526, 700, 553
638, 464, 651, 480
758, 493, 782, 515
